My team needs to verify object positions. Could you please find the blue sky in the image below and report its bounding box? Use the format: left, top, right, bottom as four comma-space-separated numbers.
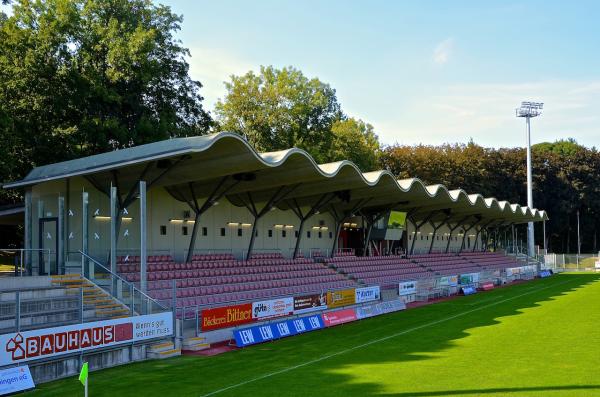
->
4, 1, 598, 148
158, 0, 600, 148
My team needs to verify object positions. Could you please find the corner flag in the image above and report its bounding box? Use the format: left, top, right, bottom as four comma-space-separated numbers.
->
78, 362, 88, 386
79, 362, 89, 396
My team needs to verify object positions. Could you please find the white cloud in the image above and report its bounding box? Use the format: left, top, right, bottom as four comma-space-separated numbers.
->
373, 80, 600, 148
186, 47, 256, 109
433, 38, 454, 65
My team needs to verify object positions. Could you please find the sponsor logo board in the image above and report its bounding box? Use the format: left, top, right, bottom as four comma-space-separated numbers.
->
201, 303, 253, 331
252, 297, 293, 320
322, 308, 357, 327
459, 273, 479, 285
355, 300, 406, 320
233, 315, 323, 347
326, 289, 356, 309
0, 365, 35, 395
1, 313, 172, 366
293, 293, 327, 314
355, 286, 381, 303
438, 275, 458, 287
398, 281, 417, 296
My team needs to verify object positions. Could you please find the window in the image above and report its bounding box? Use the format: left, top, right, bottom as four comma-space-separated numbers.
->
202, 227, 208, 236
220, 228, 226, 237
409, 235, 412, 240
420, 235, 423, 240
295, 231, 299, 238
255, 230, 258, 237
268, 230, 273, 238
329, 232, 333, 239
237, 228, 242, 237
318, 231, 322, 239
160, 225, 167, 235
307, 231, 311, 239
282, 230, 286, 238
182, 226, 188, 236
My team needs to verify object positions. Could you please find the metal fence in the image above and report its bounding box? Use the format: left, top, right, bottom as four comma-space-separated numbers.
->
543, 252, 600, 272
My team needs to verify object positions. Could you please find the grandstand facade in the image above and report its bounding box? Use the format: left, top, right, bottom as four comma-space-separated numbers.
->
1, 132, 548, 385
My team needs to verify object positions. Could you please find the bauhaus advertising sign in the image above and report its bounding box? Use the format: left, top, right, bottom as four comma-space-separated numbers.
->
0, 313, 172, 366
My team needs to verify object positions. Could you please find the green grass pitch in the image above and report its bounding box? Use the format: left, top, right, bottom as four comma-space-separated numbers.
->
25, 272, 600, 397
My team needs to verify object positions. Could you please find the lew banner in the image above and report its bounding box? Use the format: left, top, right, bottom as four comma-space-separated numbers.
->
252, 297, 293, 320
322, 308, 357, 327
355, 286, 381, 304
293, 293, 327, 314
201, 303, 253, 331
326, 289, 356, 309
0, 365, 35, 395
0, 313, 172, 367
233, 315, 324, 347
398, 281, 417, 296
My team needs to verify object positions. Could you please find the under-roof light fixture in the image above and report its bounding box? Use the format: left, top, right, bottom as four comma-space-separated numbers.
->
227, 222, 252, 228
94, 215, 133, 221
516, 100, 543, 258
169, 218, 195, 223
274, 224, 295, 229
312, 226, 329, 231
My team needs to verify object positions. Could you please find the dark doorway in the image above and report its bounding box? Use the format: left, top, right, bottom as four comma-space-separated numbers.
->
38, 217, 58, 275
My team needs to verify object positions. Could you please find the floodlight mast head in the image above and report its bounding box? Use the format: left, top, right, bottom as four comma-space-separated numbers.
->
516, 101, 544, 118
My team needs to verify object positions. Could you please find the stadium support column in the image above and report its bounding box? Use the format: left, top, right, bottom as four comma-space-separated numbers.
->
445, 216, 471, 253
110, 186, 119, 294
238, 186, 298, 261
472, 220, 494, 252
408, 211, 437, 256
459, 219, 481, 253
289, 194, 335, 259
428, 212, 452, 254
24, 189, 32, 275
82, 191, 89, 277
543, 220, 547, 253
328, 199, 371, 258
177, 177, 239, 263
140, 181, 147, 293
58, 196, 65, 275
361, 210, 389, 257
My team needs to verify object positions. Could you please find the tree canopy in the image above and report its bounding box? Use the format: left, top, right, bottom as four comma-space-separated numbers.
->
0, 0, 210, 203
380, 140, 600, 253
214, 65, 381, 167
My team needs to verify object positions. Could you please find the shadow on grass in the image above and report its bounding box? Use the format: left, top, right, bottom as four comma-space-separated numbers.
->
28, 273, 600, 397
225, 273, 600, 397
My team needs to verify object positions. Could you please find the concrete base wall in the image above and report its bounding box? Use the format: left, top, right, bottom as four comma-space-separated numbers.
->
28, 344, 148, 384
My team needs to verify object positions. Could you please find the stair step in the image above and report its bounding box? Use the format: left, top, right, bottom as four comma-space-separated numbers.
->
148, 348, 181, 360
148, 342, 174, 353
96, 308, 129, 316
95, 303, 123, 309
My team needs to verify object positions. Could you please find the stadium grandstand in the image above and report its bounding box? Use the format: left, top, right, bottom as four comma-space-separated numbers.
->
0, 132, 548, 385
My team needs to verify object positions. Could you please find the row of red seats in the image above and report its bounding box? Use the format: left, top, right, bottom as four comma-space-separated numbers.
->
171, 281, 355, 309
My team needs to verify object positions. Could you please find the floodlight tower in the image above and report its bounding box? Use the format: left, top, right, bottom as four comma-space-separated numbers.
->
516, 101, 543, 259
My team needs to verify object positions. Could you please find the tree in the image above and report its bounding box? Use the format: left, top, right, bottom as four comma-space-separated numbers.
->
330, 118, 380, 171
214, 66, 343, 163
380, 139, 600, 253
0, 0, 210, 203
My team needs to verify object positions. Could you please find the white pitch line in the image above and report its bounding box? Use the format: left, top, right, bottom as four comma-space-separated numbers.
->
199, 278, 576, 397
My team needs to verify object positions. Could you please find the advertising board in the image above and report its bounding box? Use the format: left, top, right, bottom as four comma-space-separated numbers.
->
322, 309, 357, 327
355, 300, 406, 320
398, 281, 417, 296
293, 293, 327, 314
326, 289, 356, 309
201, 303, 253, 331
233, 315, 324, 347
355, 286, 381, 303
252, 297, 293, 320
0, 365, 35, 395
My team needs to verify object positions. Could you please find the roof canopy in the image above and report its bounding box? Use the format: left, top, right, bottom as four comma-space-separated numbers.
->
4, 132, 548, 224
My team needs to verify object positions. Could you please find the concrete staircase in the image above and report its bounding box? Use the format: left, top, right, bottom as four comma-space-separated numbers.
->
182, 336, 210, 352
50, 274, 131, 320
147, 341, 181, 359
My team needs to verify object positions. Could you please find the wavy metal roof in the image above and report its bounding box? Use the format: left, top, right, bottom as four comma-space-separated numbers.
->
3, 132, 548, 223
